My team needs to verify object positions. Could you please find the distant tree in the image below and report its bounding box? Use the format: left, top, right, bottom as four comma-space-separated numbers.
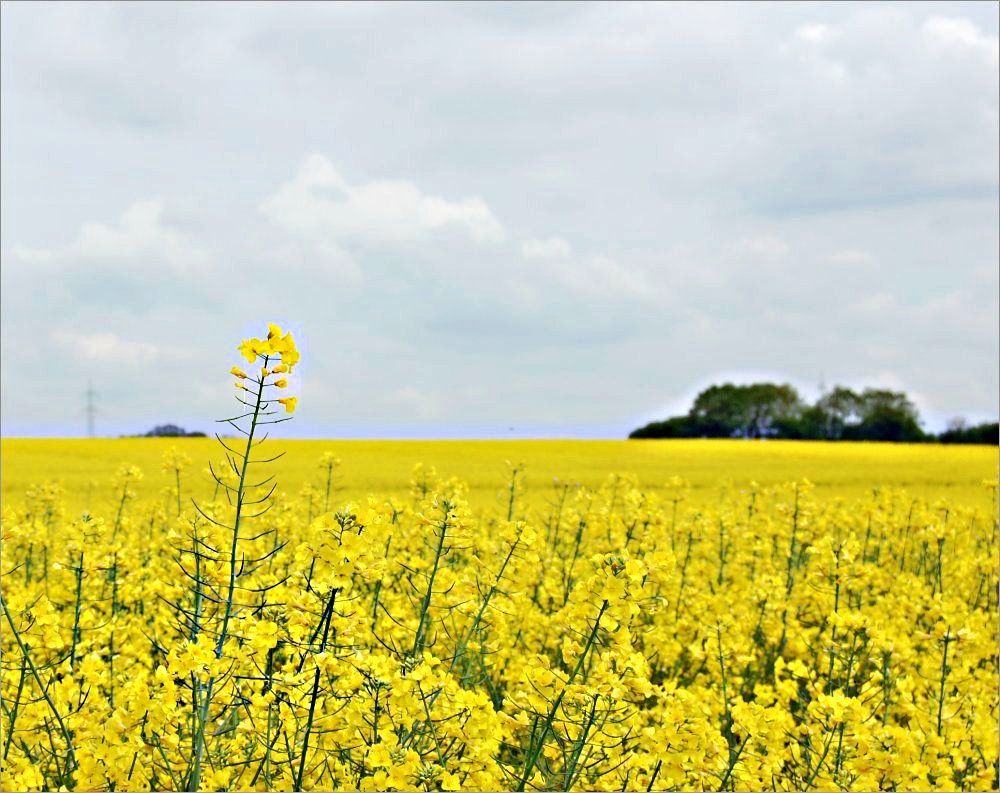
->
688, 384, 748, 437
628, 416, 699, 439
772, 404, 827, 440
938, 421, 999, 445
142, 424, 205, 438
630, 381, 943, 443
842, 389, 925, 442
689, 382, 802, 438
146, 424, 186, 437
742, 383, 803, 438
815, 387, 863, 439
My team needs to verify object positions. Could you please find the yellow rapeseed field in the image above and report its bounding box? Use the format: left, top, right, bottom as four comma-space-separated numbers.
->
1, 324, 997, 791
2, 437, 995, 514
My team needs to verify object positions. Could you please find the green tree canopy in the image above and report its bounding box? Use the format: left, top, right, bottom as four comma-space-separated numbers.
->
628, 382, 990, 444
688, 382, 803, 438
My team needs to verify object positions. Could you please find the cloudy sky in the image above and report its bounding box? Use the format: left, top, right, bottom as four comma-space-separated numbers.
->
2, 1, 997, 438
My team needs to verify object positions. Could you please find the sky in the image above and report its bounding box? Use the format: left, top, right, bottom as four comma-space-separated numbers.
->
2, 1, 998, 438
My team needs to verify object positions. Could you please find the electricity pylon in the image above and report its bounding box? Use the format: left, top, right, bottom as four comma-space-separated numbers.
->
85, 382, 98, 437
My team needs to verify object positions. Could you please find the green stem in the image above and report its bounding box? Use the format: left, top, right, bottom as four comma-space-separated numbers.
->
716, 621, 738, 779
113, 482, 129, 542
69, 552, 84, 671
450, 537, 520, 675
0, 592, 76, 781
294, 589, 337, 791
191, 358, 270, 791
216, 358, 268, 658
2, 654, 28, 759
803, 728, 835, 790
506, 465, 520, 521
515, 599, 609, 792
411, 503, 450, 658
188, 676, 216, 791
936, 628, 952, 737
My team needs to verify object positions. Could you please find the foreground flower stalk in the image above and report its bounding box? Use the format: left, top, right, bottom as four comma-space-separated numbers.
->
187, 323, 300, 790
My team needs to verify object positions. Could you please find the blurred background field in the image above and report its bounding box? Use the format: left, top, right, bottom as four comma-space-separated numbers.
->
2, 438, 995, 516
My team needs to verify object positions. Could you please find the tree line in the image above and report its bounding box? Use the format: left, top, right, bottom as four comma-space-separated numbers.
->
629, 383, 999, 444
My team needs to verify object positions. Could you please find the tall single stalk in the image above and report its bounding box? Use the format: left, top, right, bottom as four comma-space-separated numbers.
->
188, 364, 268, 793
185, 324, 300, 790
216, 356, 268, 659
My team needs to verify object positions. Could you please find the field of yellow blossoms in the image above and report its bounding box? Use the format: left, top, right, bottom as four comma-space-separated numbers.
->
1, 324, 997, 792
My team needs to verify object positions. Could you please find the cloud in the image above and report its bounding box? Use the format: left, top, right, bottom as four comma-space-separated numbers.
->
50, 330, 171, 366
737, 236, 790, 258
260, 154, 506, 257
574, 256, 653, 301
829, 249, 874, 266
522, 237, 572, 259
923, 16, 1000, 67
522, 253, 656, 307
795, 24, 835, 45
8, 199, 207, 273
849, 289, 994, 343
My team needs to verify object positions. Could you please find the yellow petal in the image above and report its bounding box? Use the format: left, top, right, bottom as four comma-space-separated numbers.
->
237, 339, 259, 364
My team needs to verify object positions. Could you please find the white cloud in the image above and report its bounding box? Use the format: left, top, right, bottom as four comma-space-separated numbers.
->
7, 199, 207, 273
829, 249, 874, 266
737, 236, 790, 258
795, 24, 834, 44
923, 16, 1000, 67
260, 154, 505, 255
50, 330, 168, 366
522, 237, 572, 259
540, 254, 655, 303
785, 22, 849, 84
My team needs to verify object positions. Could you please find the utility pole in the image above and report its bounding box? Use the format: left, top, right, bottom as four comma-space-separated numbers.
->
85, 382, 97, 437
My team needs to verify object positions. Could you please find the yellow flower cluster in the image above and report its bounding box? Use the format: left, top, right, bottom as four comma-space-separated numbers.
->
1, 469, 996, 791
231, 322, 299, 413
237, 322, 300, 370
